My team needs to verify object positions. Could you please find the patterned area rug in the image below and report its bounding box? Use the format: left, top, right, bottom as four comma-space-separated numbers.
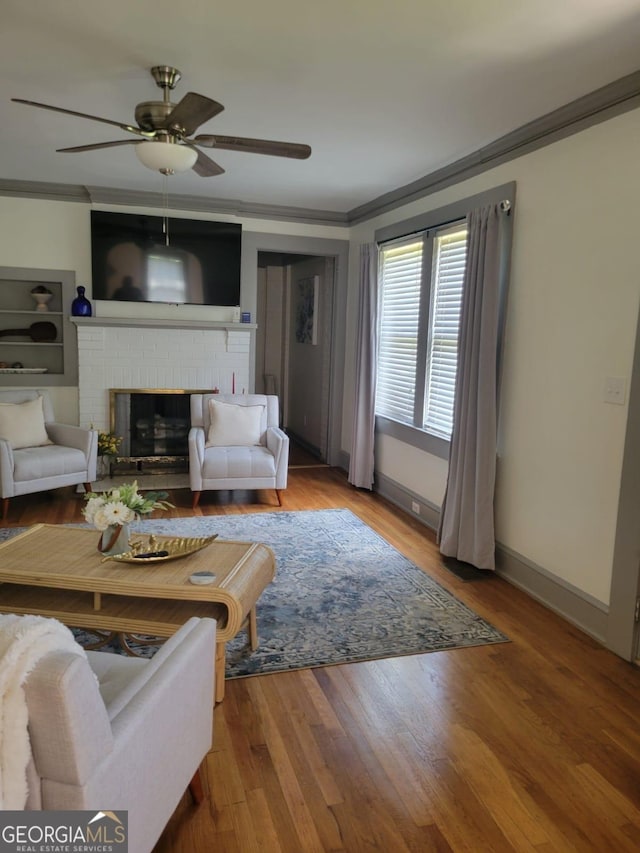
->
0, 509, 508, 677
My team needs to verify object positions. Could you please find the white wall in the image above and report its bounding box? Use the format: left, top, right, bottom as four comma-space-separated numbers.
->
346, 107, 640, 605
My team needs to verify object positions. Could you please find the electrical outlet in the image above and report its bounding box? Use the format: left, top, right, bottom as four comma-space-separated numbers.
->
603, 376, 626, 406
411, 501, 420, 515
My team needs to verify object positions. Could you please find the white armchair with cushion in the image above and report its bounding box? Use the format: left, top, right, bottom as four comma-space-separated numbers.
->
0, 389, 97, 520
189, 393, 289, 509
23, 617, 216, 853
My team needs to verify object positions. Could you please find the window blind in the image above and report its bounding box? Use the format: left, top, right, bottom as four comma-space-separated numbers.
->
375, 239, 423, 424
424, 226, 468, 437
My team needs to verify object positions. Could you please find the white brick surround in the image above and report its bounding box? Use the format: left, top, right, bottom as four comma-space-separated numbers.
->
74, 319, 254, 430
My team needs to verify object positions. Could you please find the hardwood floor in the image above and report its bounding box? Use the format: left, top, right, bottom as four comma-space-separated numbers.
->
4, 469, 640, 851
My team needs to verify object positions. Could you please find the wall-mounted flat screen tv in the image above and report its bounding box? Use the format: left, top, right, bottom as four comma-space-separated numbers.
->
90, 211, 242, 306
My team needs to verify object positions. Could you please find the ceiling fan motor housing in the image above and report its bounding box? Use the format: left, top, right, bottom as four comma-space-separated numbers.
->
136, 67, 183, 134
134, 101, 177, 133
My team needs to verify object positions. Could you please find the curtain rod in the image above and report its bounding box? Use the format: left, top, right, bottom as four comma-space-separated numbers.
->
378, 198, 513, 246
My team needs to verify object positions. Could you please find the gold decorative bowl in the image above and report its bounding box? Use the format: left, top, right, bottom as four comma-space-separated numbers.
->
103, 533, 218, 564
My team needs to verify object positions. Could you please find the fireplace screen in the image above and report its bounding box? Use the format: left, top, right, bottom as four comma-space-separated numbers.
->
111, 390, 192, 462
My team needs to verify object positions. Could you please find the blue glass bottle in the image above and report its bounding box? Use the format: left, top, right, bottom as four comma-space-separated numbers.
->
71, 286, 92, 317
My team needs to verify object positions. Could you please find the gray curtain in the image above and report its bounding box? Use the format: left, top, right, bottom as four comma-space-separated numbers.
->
348, 243, 378, 489
438, 203, 506, 570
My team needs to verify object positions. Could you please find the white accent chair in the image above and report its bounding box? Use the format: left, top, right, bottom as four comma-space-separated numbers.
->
24, 617, 216, 853
0, 389, 97, 520
189, 393, 289, 509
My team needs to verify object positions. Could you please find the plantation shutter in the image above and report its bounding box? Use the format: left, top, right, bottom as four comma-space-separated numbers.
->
424, 225, 468, 437
375, 238, 423, 424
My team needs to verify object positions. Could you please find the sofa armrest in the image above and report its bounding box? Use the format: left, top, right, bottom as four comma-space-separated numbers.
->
47, 423, 97, 455
0, 437, 16, 498
106, 616, 215, 738
46, 424, 98, 481
266, 426, 289, 488
96, 617, 216, 721
188, 426, 206, 490
25, 652, 114, 787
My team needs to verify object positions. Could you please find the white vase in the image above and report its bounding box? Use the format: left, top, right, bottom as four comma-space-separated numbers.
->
98, 523, 130, 556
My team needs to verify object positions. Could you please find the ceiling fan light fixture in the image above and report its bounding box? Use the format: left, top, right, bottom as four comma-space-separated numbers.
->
135, 140, 197, 174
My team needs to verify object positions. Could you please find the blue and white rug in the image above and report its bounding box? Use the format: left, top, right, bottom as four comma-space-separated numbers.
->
0, 509, 508, 677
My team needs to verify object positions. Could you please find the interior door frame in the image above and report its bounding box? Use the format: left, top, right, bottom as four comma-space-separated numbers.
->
241, 231, 349, 467
607, 296, 640, 661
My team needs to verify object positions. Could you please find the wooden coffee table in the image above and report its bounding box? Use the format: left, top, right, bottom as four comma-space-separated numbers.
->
0, 523, 275, 702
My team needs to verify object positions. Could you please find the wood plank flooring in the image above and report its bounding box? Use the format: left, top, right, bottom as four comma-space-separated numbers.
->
3, 467, 639, 852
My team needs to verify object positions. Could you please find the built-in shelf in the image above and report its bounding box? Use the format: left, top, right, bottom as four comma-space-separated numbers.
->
0, 341, 64, 347
2, 309, 64, 317
0, 267, 78, 386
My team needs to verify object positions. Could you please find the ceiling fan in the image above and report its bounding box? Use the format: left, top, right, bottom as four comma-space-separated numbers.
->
12, 65, 312, 177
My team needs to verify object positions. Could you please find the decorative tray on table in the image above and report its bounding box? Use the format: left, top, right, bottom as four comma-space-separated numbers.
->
103, 533, 218, 564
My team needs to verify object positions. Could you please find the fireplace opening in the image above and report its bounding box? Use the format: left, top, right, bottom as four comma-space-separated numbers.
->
110, 389, 199, 474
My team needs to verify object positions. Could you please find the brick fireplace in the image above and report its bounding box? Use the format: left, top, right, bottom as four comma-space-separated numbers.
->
73, 317, 255, 435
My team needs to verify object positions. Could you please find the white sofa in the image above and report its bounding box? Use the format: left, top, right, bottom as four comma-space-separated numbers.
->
24, 617, 216, 853
188, 393, 289, 508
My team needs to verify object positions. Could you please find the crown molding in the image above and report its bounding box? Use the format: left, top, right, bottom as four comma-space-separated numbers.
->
2, 68, 640, 227
0, 180, 91, 203
0, 179, 349, 226
85, 186, 349, 225
348, 68, 640, 223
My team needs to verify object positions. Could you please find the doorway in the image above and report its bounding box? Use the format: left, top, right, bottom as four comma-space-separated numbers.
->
256, 252, 335, 463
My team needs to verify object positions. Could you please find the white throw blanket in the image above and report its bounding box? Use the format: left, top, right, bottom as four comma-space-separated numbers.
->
0, 614, 88, 809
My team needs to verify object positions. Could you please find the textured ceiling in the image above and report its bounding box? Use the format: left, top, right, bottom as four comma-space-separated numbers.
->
2, 0, 640, 215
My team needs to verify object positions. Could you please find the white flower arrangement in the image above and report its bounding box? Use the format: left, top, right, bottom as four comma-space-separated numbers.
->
83, 481, 173, 531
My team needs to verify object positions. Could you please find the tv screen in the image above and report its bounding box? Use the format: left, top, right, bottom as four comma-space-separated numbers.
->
90, 211, 242, 306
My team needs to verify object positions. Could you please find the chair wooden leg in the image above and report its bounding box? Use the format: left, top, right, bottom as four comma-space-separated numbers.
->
84, 483, 92, 495
1, 497, 9, 520
215, 642, 226, 703
192, 490, 201, 509
275, 489, 283, 506
188, 768, 205, 805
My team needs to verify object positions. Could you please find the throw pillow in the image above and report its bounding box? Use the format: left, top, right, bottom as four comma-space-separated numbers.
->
0, 396, 51, 450
206, 399, 265, 447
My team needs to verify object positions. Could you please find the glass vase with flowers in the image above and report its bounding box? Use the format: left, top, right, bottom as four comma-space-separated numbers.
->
83, 480, 173, 555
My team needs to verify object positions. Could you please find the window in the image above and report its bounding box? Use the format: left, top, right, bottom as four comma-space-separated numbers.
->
375, 221, 468, 441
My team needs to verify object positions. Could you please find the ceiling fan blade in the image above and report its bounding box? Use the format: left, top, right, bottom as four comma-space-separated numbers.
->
57, 140, 140, 153
164, 93, 224, 136
187, 145, 225, 177
194, 133, 311, 159
11, 98, 155, 138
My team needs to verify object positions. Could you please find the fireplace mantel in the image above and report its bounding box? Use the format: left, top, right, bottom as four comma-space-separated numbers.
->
71, 316, 256, 332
